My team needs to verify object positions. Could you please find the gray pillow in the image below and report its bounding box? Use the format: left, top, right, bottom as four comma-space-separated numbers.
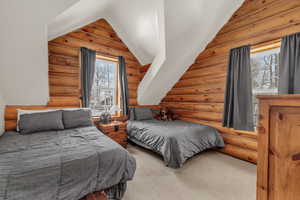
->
129, 108, 136, 120
63, 109, 93, 129
151, 109, 160, 115
17, 109, 58, 132
134, 108, 154, 121
19, 110, 64, 134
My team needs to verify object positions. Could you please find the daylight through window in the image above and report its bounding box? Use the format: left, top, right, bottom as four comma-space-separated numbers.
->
90, 57, 119, 116
251, 47, 280, 127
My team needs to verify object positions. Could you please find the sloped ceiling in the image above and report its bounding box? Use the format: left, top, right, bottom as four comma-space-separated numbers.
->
138, 0, 244, 104
48, 0, 244, 105
48, 0, 161, 65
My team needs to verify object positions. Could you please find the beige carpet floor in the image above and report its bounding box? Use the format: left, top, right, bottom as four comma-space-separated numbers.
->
123, 144, 256, 200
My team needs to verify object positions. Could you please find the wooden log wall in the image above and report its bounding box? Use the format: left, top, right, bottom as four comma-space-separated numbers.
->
161, 0, 300, 164
140, 64, 151, 79
48, 19, 142, 107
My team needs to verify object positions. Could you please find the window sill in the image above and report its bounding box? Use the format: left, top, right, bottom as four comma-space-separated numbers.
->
229, 128, 258, 138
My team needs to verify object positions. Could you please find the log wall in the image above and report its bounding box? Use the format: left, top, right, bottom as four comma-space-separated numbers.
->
162, 0, 300, 163
48, 19, 142, 107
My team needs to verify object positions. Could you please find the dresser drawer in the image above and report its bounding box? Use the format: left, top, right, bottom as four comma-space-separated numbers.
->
100, 126, 126, 133
99, 124, 126, 133
106, 131, 126, 139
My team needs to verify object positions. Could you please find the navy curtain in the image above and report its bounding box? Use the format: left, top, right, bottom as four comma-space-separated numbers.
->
223, 45, 254, 131
80, 47, 96, 108
279, 32, 300, 94
118, 56, 130, 116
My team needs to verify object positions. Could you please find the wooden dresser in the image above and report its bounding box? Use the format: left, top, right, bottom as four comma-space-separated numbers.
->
97, 121, 127, 148
257, 95, 300, 200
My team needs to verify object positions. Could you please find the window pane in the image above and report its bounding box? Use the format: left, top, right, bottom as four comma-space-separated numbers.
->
90, 58, 118, 116
251, 47, 280, 127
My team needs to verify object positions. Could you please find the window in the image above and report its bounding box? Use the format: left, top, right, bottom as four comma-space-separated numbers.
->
251, 46, 280, 126
90, 56, 120, 116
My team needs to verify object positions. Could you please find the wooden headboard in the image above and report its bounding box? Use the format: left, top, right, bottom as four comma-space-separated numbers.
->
5, 105, 161, 131
4, 106, 75, 131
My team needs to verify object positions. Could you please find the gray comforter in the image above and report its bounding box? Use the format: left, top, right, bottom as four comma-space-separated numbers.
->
0, 126, 136, 200
127, 120, 224, 168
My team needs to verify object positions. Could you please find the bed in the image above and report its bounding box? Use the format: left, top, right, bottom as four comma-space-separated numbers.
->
0, 107, 136, 200
127, 119, 224, 168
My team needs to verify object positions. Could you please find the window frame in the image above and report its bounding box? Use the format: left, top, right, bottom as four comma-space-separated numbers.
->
250, 39, 281, 54
90, 54, 121, 118
250, 40, 281, 131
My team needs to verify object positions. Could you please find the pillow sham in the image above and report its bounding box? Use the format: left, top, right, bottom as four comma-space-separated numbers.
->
18, 110, 64, 134
17, 109, 57, 131
134, 108, 154, 121
63, 109, 93, 129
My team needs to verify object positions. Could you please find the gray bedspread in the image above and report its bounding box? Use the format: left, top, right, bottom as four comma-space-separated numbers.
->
127, 120, 224, 168
0, 126, 136, 200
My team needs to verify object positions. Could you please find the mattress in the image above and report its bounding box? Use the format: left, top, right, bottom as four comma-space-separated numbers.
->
127, 119, 224, 168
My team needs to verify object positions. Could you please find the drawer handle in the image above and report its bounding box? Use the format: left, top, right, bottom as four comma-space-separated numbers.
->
114, 125, 119, 132
292, 153, 300, 161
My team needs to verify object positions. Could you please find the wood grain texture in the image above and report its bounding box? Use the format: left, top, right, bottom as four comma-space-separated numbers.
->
161, 0, 300, 163
97, 121, 128, 148
256, 95, 300, 200
48, 19, 142, 107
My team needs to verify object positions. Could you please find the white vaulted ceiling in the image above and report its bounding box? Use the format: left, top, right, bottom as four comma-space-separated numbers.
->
48, 0, 161, 65
48, 0, 244, 105
138, 0, 244, 104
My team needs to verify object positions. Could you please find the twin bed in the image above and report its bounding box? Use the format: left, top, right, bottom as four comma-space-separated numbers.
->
0, 106, 224, 200
127, 107, 224, 168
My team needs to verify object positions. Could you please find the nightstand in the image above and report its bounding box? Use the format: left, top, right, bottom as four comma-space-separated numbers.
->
97, 121, 127, 148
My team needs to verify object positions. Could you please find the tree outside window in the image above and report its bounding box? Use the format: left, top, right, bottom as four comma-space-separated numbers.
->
90, 58, 119, 116
251, 47, 280, 128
